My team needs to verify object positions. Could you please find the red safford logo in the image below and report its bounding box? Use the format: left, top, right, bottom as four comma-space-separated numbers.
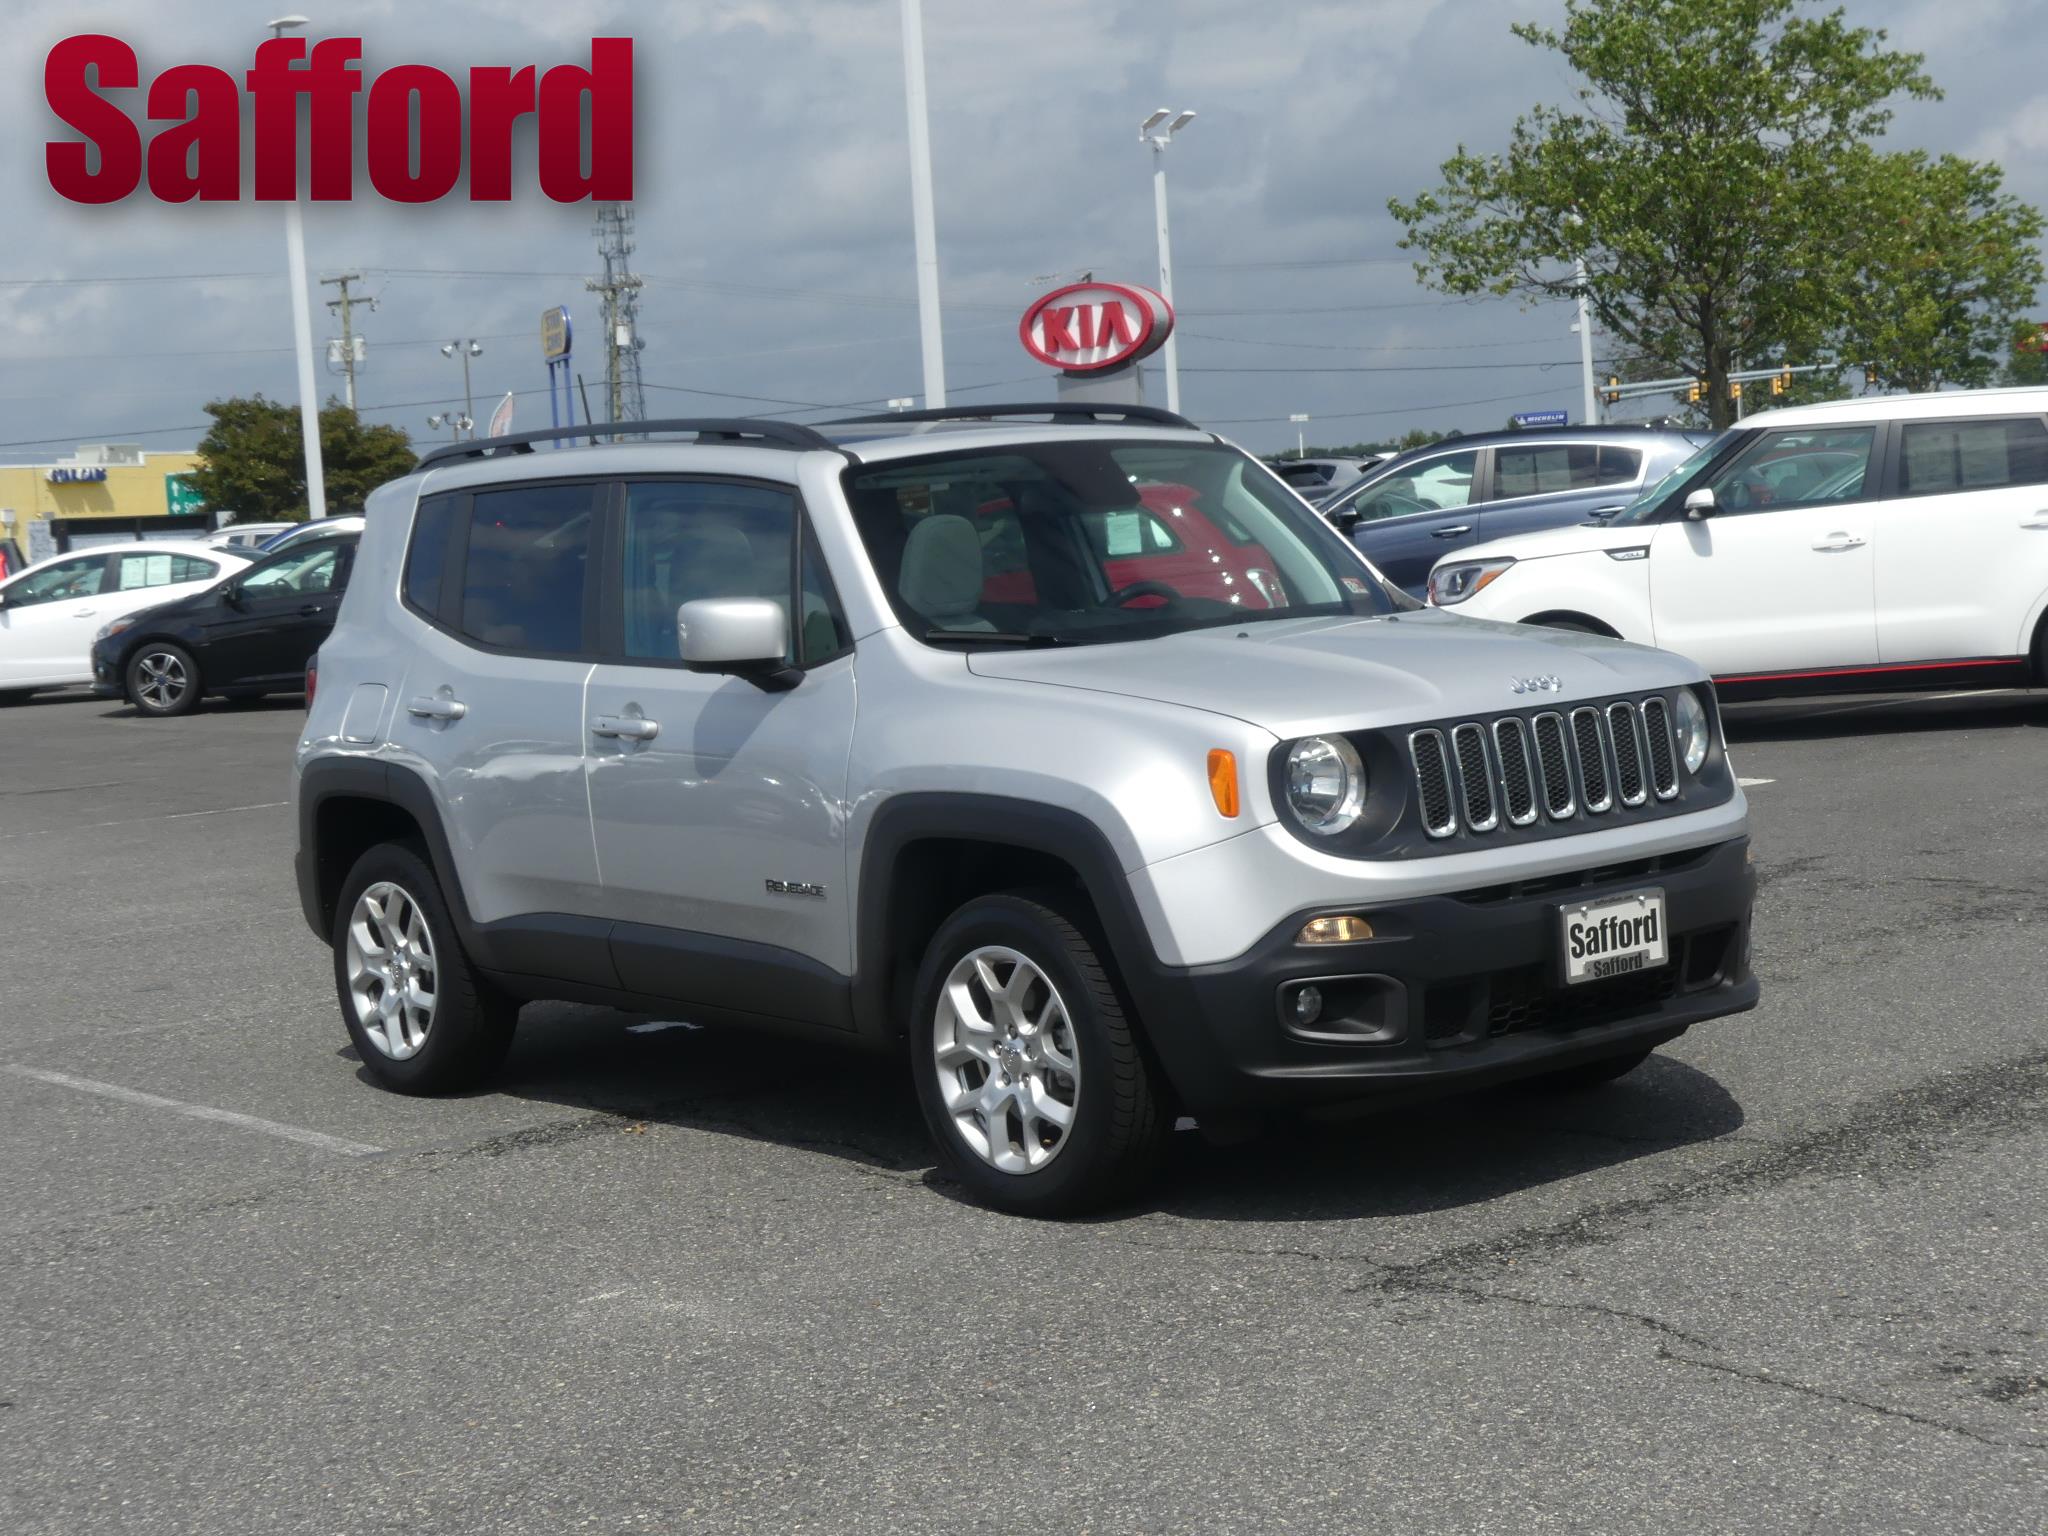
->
1019, 282, 1174, 372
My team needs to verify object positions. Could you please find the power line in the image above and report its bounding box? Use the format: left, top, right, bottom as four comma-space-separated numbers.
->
1184, 361, 1578, 375
1206, 389, 1540, 426
0, 272, 274, 288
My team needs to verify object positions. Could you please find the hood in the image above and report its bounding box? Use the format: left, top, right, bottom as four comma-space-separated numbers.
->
1458, 519, 1653, 566
964, 610, 1697, 740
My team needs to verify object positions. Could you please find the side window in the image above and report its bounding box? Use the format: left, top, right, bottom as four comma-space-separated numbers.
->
798, 525, 852, 665
1352, 450, 1480, 521
404, 496, 456, 619
618, 481, 795, 662
242, 543, 344, 598
1710, 425, 1876, 512
459, 484, 595, 654
112, 552, 216, 591
170, 555, 216, 584
8, 555, 105, 607
1899, 417, 2048, 495
1596, 447, 1642, 486
1493, 444, 1599, 500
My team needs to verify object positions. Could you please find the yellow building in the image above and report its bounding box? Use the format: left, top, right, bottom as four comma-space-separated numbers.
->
0, 444, 206, 566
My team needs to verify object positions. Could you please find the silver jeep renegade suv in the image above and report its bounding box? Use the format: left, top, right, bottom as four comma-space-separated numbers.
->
293, 405, 1757, 1214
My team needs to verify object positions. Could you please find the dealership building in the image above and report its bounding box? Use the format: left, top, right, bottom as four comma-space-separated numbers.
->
0, 443, 208, 564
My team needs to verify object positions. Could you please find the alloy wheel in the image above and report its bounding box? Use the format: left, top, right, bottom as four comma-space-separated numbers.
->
931, 945, 1081, 1173
344, 881, 439, 1060
134, 651, 188, 711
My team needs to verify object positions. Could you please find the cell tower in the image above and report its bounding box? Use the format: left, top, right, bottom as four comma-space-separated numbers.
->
587, 203, 647, 423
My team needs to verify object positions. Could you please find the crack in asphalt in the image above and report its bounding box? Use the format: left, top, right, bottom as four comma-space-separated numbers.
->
1655, 1349, 2043, 1451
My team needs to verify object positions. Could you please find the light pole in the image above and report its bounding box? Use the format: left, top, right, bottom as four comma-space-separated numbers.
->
1564, 211, 1597, 425
1289, 413, 1310, 459
898, 0, 946, 406
1140, 108, 1195, 416
441, 340, 482, 437
269, 14, 327, 520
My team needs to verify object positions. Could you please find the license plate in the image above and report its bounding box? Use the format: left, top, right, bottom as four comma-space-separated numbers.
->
1560, 889, 1667, 985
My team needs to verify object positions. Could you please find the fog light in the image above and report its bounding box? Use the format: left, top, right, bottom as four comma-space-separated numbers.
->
1298, 914, 1374, 945
1293, 985, 1324, 1026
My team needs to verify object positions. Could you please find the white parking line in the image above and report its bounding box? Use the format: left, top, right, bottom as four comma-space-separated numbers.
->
0, 801, 289, 842
1, 1065, 384, 1157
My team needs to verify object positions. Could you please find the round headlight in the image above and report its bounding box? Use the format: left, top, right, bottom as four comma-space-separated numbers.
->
1673, 688, 1711, 774
1284, 735, 1367, 836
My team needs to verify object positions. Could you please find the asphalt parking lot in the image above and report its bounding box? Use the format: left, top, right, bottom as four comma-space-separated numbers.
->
2, 687, 2044, 1533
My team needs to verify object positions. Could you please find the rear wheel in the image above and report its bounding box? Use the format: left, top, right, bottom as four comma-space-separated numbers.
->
909, 893, 1169, 1217
127, 643, 200, 717
331, 842, 515, 1094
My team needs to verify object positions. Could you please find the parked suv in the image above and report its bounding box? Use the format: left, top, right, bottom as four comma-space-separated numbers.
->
1426, 388, 2048, 696
1323, 426, 1711, 596
293, 405, 1758, 1214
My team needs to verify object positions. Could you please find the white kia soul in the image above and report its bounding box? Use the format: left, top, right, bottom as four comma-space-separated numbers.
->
1427, 387, 2048, 698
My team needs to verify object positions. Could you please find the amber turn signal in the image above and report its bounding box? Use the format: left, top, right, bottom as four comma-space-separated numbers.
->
1297, 914, 1375, 945
1207, 749, 1240, 818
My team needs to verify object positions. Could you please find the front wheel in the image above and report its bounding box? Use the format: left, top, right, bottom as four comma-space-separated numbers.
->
127, 643, 200, 717
909, 893, 1169, 1217
331, 842, 515, 1094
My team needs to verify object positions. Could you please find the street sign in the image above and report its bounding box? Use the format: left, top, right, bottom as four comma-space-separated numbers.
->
541, 306, 572, 361
164, 473, 204, 516
1510, 409, 1569, 428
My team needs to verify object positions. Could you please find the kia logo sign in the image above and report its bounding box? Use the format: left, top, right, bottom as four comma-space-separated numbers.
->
1019, 282, 1174, 373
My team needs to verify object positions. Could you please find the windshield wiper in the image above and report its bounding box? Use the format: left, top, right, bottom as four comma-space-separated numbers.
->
925, 629, 1068, 646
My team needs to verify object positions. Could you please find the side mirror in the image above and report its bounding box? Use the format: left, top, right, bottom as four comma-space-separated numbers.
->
677, 597, 796, 688
1683, 488, 1717, 520
1327, 505, 1361, 532
221, 583, 246, 609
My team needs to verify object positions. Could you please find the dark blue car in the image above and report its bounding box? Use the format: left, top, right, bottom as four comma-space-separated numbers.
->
1321, 426, 1711, 595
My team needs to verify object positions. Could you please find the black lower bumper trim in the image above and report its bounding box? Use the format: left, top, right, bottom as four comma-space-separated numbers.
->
1128, 836, 1757, 1115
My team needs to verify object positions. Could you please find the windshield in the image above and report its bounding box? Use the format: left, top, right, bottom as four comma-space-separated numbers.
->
1611, 432, 1737, 523
844, 440, 1398, 646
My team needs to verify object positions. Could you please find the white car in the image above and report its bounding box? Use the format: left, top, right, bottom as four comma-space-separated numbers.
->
1426, 387, 2048, 696
0, 540, 250, 701
207, 522, 295, 550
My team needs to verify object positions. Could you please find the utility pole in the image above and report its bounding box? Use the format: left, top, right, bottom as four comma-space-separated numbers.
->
321, 271, 372, 412
898, 0, 947, 407
587, 204, 646, 425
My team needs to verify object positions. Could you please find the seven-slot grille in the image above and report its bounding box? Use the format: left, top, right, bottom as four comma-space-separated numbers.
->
1408, 695, 1683, 841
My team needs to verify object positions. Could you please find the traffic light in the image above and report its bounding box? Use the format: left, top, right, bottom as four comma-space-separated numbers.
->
1729, 380, 1743, 401
1603, 375, 1621, 406
1687, 380, 1704, 403
1864, 365, 1879, 385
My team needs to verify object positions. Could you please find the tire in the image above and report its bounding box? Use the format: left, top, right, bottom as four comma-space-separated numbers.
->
126, 642, 201, 717
1524, 1047, 1653, 1092
330, 842, 515, 1094
909, 892, 1169, 1217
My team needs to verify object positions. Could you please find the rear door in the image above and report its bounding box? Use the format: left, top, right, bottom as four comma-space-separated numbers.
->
0, 554, 110, 685
1648, 422, 1882, 677
1478, 440, 1644, 544
1343, 446, 1484, 594
1872, 413, 2048, 664
391, 484, 604, 926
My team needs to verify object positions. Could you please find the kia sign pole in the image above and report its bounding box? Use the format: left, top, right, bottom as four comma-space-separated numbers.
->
271, 15, 327, 519
1141, 109, 1194, 416
899, 0, 946, 407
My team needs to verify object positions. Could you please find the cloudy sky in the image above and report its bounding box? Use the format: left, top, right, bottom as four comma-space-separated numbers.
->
1, 0, 2043, 463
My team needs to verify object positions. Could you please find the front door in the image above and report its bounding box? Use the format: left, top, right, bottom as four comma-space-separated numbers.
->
1343, 447, 1483, 594
1649, 422, 1882, 678
204, 539, 356, 687
583, 479, 858, 987
0, 554, 109, 686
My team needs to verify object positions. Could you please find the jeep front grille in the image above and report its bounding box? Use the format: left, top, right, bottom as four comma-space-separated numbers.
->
1411, 695, 1683, 841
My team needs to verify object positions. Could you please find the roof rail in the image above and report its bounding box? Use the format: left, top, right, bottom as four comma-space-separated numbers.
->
415, 417, 838, 471
828, 401, 1199, 430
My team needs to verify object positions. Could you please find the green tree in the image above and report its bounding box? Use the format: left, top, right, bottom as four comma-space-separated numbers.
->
2004, 318, 2048, 386
1388, 0, 2042, 428
187, 395, 416, 522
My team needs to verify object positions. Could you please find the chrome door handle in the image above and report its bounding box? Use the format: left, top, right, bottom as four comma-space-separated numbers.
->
406, 696, 467, 721
591, 714, 660, 742
1810, 535, 1866, 552
1431, 525, 1473, 538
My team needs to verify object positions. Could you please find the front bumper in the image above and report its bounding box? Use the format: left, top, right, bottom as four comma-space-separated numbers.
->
1129, 835, 1756, 1115
89, 640, 124, 696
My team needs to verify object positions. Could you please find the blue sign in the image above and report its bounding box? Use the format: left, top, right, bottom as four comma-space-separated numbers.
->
1510, 409, 1569, 429
47, 466, 108, 483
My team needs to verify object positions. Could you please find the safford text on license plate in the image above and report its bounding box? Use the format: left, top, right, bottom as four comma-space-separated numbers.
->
1561, 889, 1667, 985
